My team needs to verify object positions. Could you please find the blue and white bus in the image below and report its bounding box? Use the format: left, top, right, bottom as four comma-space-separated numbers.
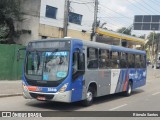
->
19, 38, 147, 106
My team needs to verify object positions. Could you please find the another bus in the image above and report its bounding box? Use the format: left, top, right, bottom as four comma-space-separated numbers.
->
19, 38, 147, 106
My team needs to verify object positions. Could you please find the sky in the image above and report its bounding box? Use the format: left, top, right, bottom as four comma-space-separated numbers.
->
90, 0, 160, 37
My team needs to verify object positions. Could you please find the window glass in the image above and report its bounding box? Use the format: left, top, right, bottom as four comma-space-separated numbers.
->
72, 52, 78, 74
128, 54, 135, 68
140, 55, 146, 68
135, 55, 140, 68
69, 12, 82, 25
87, 48, 98, 69
99, 49, 110, 69
120, 53, 128, 68
110, 51, 119, 69
45, 5, 57, 19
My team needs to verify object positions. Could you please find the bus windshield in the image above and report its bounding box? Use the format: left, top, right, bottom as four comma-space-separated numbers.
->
25, 51, 69, 81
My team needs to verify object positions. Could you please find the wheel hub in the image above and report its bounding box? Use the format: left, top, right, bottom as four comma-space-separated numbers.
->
87, 91, 92, 101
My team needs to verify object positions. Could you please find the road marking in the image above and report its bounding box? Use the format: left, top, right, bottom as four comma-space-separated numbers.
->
109, 104, 127, 111
152, 92, 160, 96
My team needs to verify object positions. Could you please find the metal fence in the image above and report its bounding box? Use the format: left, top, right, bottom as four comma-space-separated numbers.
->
0, 44, 25, 80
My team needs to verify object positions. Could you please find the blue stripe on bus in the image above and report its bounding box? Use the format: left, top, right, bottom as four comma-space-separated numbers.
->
71, 40, 83, 102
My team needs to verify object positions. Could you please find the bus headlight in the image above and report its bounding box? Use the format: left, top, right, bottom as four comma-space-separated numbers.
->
22, 82, 28, 91
59, 83, 68, 93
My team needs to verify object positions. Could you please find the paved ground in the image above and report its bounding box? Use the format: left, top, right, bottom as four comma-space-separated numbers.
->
0, 66, 160, 119
0, 80, 22, 97
0, 65, 159, 96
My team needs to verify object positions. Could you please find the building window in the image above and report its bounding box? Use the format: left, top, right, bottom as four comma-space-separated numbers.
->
69, 12, 82, 25
87, 47, 98, 69
45, 5, 57, 19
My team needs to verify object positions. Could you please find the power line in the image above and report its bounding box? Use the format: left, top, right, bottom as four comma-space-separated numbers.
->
98, 9, 133, 26
152, 0, 160, 4
70, 1, 94, 4
126, 0, 151, 14
132, 0, 157, 14
99, 4, 133, 20
100, 18, 124, 28
140, 0, 160, 14
98, 16, 133, 19
84, 4, 94, 13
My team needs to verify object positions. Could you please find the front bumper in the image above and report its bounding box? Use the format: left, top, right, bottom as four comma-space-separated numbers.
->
23, 89, 72, 103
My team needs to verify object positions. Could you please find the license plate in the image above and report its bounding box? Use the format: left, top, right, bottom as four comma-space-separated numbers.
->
37, 96, 46, 101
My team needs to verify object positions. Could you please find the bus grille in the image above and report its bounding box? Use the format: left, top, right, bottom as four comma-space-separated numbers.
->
29, 93, 54, 100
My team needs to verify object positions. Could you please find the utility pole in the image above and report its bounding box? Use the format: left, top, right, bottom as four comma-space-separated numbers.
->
63, 0, 70, 37
91, 0, 98, 41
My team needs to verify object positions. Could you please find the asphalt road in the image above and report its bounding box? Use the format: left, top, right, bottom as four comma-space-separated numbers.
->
0, 66, 160, 120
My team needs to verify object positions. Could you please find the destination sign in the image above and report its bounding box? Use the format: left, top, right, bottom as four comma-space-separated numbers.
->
28, 41, 70, 49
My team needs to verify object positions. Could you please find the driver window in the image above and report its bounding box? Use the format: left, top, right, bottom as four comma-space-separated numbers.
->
72, 52, 78, 74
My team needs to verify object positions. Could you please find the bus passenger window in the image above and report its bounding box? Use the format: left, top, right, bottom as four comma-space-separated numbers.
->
99, 49, 110, 69
120, 52, 128, 68
110, 51, 119, 69
87, 48, 98, 69
140, 55, 146, 68
128, 54, 135, 68
135, 55, 140, 68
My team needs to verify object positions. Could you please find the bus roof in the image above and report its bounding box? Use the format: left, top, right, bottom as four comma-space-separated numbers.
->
28, 38, 146, 55
80, 39, 146, 55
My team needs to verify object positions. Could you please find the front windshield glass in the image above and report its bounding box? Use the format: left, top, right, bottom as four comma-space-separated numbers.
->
25, 51, 69, 81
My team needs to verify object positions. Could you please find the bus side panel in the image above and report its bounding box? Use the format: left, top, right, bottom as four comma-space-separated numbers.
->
98, 70, 111, 96
70, 40, 84, 102
115, 69, 129, 93
71, 76, 83, 102
110, 69, 121, 94
129, 68, 147, 89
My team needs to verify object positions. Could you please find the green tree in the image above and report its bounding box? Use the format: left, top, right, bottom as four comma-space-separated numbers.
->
0, 0, 21, 44
146, 32, 160, 63
117, 27, 132, 35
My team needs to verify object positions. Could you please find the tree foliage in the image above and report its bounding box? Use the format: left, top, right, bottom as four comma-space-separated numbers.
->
146, 32, 160, 45
116, 27, 132, 35
146, 32, 160, 63
0, 0, 21, 44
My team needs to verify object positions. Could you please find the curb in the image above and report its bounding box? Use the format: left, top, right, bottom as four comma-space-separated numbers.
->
0, 93, 22, 98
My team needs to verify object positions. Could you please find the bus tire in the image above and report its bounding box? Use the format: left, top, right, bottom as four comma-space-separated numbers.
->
82, 87, 94, 106
123, 81, 132, 96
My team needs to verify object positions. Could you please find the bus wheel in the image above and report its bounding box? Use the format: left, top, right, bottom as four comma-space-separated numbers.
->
124, 81, 132, 96
82, 87, 94, 106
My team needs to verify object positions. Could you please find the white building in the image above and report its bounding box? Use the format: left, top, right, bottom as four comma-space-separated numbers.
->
16, 0, 94, 45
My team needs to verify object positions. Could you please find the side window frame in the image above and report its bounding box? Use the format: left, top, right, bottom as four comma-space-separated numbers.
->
99, 49, 110, 69
110, 51, 119, 69
87, 47, 98, 69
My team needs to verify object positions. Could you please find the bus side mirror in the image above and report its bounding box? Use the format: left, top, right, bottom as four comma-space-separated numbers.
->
17, 48, 26, 61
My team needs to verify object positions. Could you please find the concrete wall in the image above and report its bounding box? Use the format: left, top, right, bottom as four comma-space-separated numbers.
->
39, 24, 63, 38
15, 0, 41, 45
